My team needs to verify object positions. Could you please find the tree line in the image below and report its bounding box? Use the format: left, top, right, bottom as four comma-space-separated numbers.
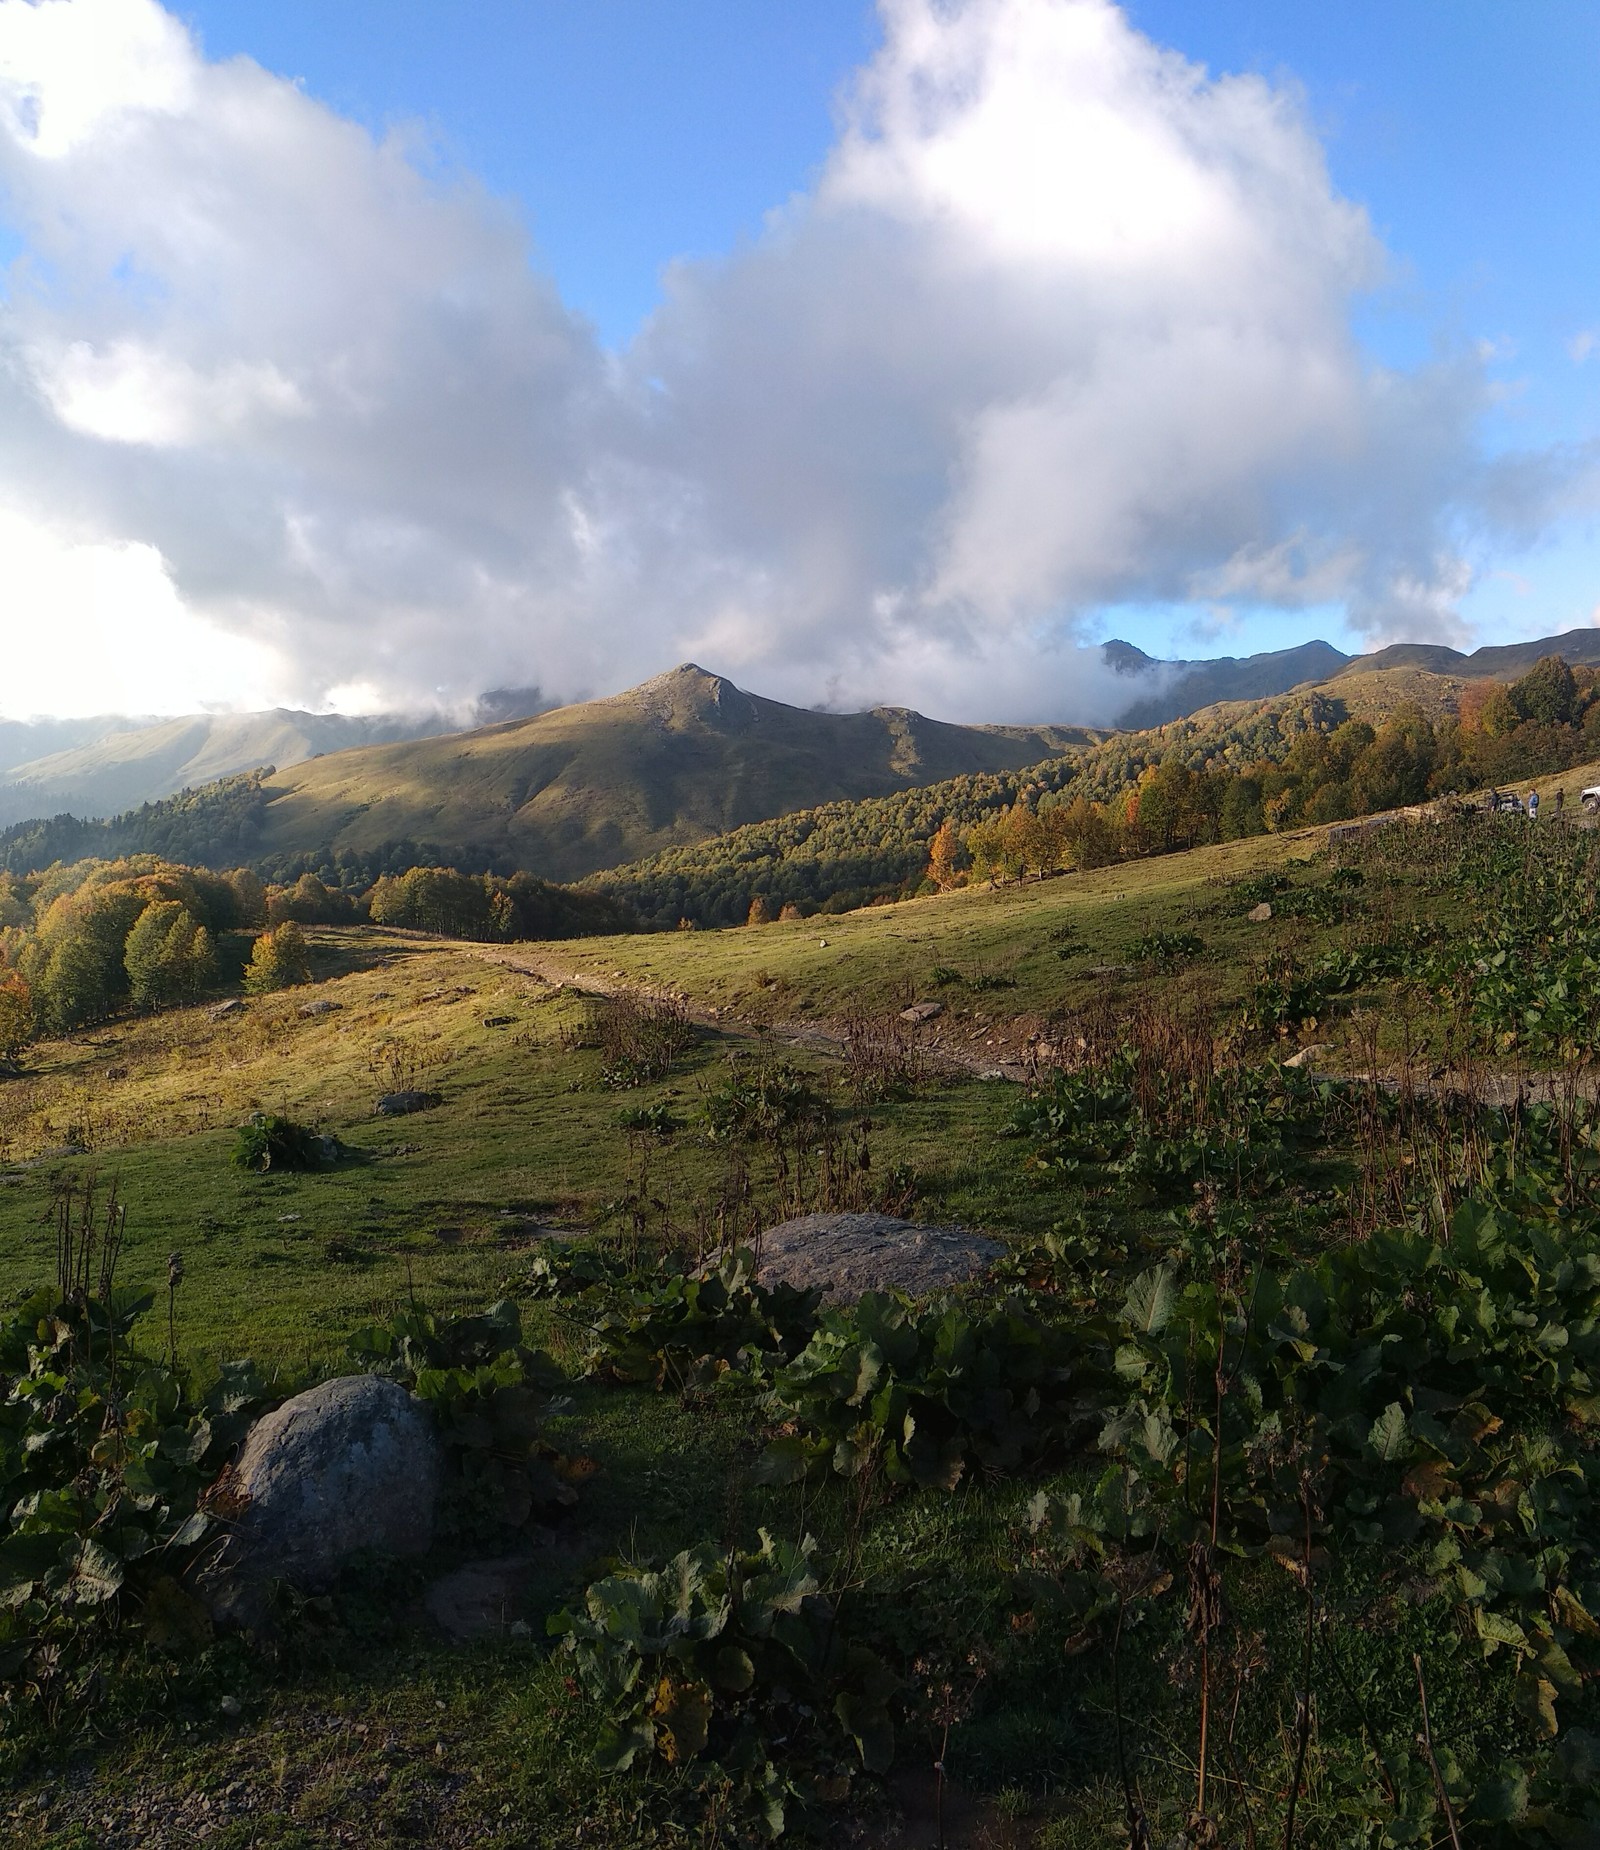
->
0, 856, 631, 1055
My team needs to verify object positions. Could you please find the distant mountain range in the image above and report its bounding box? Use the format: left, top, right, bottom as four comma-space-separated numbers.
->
5, 626, 1600, 878
0, 692, 550, 828
1101, 626, 1600, 728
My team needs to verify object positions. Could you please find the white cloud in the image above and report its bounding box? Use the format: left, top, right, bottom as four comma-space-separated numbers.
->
0, 504, 285, 714
0, 0, 1574, 724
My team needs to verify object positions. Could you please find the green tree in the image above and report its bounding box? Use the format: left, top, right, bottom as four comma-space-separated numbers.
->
0, 972, 32, 1063
243, 921, 311, 994
124, 901, 217, 1010
1510, 654, 1578, 729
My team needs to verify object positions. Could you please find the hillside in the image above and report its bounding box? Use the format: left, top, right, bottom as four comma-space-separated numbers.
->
247, 664, 1095, 882
589, 663, 1490, 926
5, 810, 1599, 1844
0, 705, 503, 827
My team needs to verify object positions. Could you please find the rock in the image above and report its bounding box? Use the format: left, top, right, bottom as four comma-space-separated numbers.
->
204, 1375, 440, 1626
482, 1015, 515, 1028
299, 999, 341, 1018
754, 1212, 1004, 1304
1247, 902, 1273, 922
218, 1696, 242, 1719
374, 1090, 441, 1117
818, 938, 828, 948
899, 1000, 944, 1024
424, 1554, 538, 1641
211, 998, 246, 1019
1284, 1043, 1332, 1070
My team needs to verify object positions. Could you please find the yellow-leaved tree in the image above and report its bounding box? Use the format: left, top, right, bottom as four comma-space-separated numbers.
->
243, 922, 311, 994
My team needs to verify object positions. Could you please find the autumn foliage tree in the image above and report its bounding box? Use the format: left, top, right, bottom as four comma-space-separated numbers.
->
926, 818, 963, 889
244, 921, 311, 994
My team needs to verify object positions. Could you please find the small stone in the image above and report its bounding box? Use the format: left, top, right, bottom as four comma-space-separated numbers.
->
482, 1015, 515, 1028
219, 1696, 241, 1718
818, 938, 829, 948
299, 999, 341, 1017
1284, 1043, 1332, 1070
1247, 902, 1273, 922
211, 998, 246, 1019
899, 1001, 944, 1024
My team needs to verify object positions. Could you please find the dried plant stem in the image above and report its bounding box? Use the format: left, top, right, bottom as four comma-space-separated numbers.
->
1413, 1653, 1463, 1850
1281, 1483, 1316, 1849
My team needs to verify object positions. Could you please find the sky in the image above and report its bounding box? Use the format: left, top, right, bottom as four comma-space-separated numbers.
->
0, 0, 1597, 724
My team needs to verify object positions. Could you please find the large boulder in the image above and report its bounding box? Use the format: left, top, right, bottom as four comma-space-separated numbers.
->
754, 1212, 1003, 1304
204, 1375, 441, 1625
375, 1090, 441, 1116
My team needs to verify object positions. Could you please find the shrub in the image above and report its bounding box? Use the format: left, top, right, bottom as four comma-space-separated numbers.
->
0, 1274, 268, 1718
232, 1114, 328, 1173
550, 1531, 898, 1833
345, 1299, 577, 1534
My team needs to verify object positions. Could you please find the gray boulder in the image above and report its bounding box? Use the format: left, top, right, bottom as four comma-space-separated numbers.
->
375, 1090, 441, 1116
754, 1212, 1003, 1304
204, 1375, 440, 1625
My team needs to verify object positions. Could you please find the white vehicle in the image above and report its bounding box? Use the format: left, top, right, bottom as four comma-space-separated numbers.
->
1583, 784, 1600, 813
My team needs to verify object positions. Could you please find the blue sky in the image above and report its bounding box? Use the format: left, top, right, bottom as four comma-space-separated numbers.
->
1, 0, 1598, 717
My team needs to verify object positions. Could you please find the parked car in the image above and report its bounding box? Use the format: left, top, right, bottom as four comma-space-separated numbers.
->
1486, 790, 1525, 814
1582, 785, 1600, 813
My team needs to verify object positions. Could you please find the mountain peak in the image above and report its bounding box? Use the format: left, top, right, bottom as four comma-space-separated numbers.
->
627, 662, 758, 731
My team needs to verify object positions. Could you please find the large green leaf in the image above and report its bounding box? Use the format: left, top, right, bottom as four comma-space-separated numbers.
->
1123, 1265, 1178, 1337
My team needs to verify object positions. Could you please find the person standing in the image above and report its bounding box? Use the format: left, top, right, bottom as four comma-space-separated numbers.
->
1529, 788, 1541, 820
1556, 787, 1567, 818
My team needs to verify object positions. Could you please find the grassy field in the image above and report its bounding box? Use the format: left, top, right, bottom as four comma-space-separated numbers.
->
5, 807, 1600, 1848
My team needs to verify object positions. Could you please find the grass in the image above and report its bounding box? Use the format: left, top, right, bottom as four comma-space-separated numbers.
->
5, 811, 1600, 1846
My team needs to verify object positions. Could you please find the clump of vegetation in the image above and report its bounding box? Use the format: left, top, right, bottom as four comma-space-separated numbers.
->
550, 1531, 897, 1836
759, 1291, 1099, 1490
563, 993, 697, 1089
0, 1183, 268, 1730
1124, 927, 1204, 962
572, 1248, 821, 1391
232, 1112, 330, 1173
346, 1298, 578, 1535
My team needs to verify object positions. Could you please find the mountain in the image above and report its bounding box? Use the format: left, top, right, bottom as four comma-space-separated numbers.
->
0, 697, 548, 828
250, 664, 1096, 882
1104, 638, 1351, 728
0, 716, 138, 779
1343, 627, 1600, 679
1100, 626, 1600, 728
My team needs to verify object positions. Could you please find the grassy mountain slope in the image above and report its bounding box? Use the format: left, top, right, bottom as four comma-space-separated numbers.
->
0, 707, 471, 827
252, 664, 1095, 882
1345, 625, 1600, 679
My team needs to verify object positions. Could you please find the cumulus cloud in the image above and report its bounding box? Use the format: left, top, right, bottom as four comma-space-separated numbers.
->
0, 0, 1570, 722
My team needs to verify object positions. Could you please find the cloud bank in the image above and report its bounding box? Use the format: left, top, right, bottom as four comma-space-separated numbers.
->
0, 0, 1560, 721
